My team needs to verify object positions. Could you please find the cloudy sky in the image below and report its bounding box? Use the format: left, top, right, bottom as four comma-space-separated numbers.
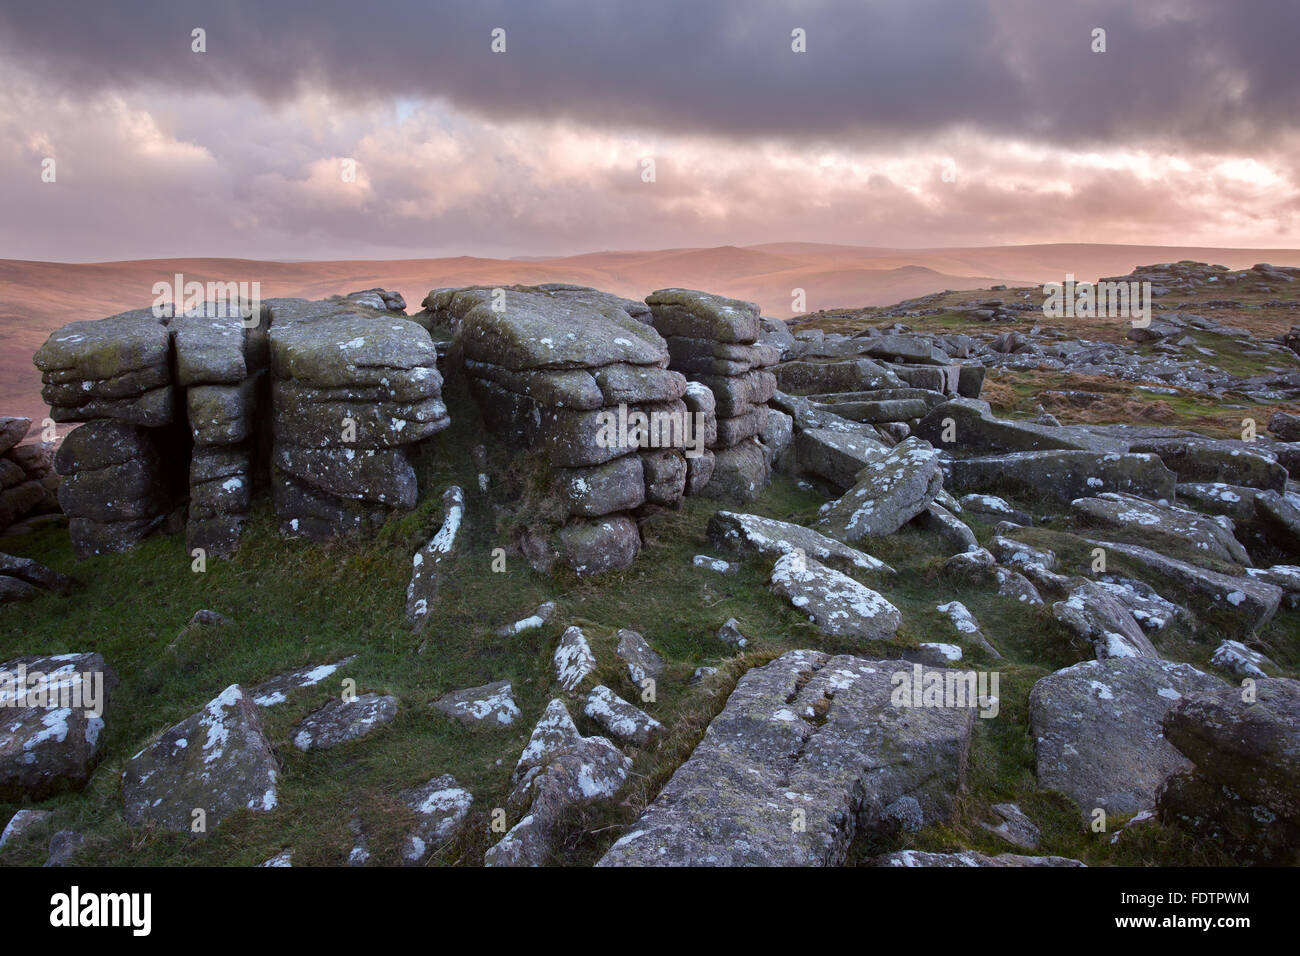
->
2, 0, 1298, 261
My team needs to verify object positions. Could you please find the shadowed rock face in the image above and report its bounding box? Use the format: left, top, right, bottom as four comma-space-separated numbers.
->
0, 652, 115, 802
121, 684, 280, 833
598, 650, 973, 867
1028, 657, 1225, 820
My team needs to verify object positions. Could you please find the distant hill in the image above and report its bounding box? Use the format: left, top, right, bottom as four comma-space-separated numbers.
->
2, 241, 1298, 423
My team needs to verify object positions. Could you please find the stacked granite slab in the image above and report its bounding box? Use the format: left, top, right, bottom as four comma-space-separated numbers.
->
646, 289, 780, 502
171, 301, 267, 557
456, 286, 692, 574
0, 418, 60, 532
34, 308, 179, 556
267, 301, 449, 540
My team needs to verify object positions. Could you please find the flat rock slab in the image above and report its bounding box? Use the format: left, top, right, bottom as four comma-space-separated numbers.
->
122, 684, 279, 832
432, 680, 521, 728
462, 289, 668, 370
399, 774, 474, 865
817, 437, 944, 540
0, 652, 113, 801
708, 510, 893, 574
598, 650, 973, 866
293, 693, 398, 751
944, 451, 1176, 503
769, 551, 902, 641
1028, 658, 1224, 819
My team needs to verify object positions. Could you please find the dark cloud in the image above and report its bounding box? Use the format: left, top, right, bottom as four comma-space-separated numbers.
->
1, 0, 1297, 149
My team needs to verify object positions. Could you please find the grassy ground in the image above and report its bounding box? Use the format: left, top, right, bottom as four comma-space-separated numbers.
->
4, 301, 1298, 866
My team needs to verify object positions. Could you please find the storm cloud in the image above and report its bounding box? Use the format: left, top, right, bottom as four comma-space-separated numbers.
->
1, 0, 1297, 259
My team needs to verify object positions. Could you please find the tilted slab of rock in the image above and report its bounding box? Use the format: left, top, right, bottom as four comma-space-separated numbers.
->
405, 486, 465, 631
615, 629, 663, 685
292, 693, 398, 751
432, 680, 521, 728
399, 774, 474, 865
1028, 657, 1223, 819
554, 625, 598, 691
583, 685, 664, 747
1089, 539, 1281, 636
935, 600, 1002, 659
793, 427, 889, 490
943, 450, 1176, 504
916, 398, 1127, 456
0, 652, 113, 801
708, 509, 893, 573
1052, 581, 1158, 659
1071, 492, 1250, 565
1209, 640, 1275, 679
249, 656, 356, 707
485, 700, 630, 866
122, 684, 279, 832
769, 551, 902, 641
817, 437, 944, 540
598, 650, 973, 866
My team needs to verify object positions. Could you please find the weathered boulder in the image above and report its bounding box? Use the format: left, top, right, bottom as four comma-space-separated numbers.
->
556, 514, 641, 575
485, 700, 630, 866
1071, 493, 1250, 565
432, 680, 521, 728
1128, 438, 1287, 493
554, 626, 597, 692
598, 650, 973, 866
399, 775, 474, 865
583, 685, 664, 747
1052, 581, 1158, 659
769, 551, 902, 641
292, 693, 398, 751
817, 437, 944, 540
1028, 658, 1223, 818
122, 684, 279, 832
793, 427, 889, 489
1162, 678, 1300, 821
0, 652, 113, 801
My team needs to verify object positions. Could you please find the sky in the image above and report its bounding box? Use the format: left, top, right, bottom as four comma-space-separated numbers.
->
1, 0, 1298, 261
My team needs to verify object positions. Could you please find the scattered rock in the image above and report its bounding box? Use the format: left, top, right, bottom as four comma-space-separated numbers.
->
769, 551, 902, 641
292, 693, 398, 751
432, 680, 521, 728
